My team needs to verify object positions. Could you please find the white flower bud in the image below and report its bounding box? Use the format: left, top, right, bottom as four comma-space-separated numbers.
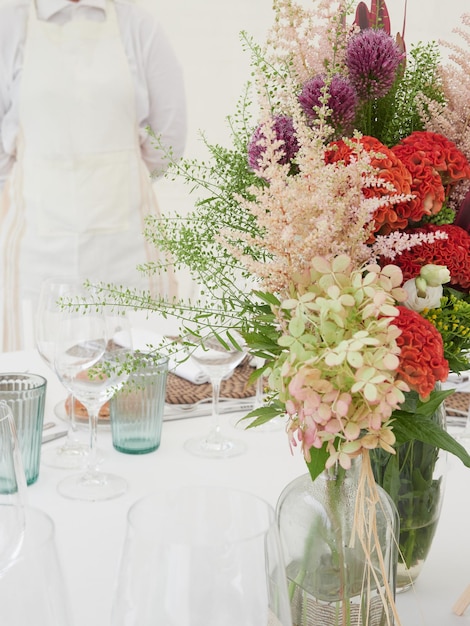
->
415, 276, 427, 298
419, 264, 451, 287
402, 279, 443, 312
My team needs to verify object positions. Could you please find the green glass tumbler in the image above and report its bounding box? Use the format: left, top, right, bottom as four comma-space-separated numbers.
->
0, 373, 47, 486
110, 356, 168, 454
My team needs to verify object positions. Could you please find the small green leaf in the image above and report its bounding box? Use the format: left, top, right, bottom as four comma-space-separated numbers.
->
239, 405, 284, 429
305, 444, 329, 482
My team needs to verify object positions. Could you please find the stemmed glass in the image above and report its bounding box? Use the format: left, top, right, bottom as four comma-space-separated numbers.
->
184, 332, 247, 458
0, 402, 27, 577
54, 304, 132, 501
36, 278, 89, 468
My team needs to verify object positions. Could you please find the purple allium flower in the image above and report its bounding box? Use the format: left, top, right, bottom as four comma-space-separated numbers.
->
346, 28, 404, 99
248, 115, 299, 172
298, 74, 357, 134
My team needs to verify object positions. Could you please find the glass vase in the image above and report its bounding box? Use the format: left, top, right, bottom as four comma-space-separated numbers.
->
371, 398, 447, 592
276, 456, 399, 626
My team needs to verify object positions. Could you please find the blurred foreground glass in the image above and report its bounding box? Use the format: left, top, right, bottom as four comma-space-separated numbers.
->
111, 486, 293, 626
110, 355, 169, 454
0, 507, 73, 626
0, 373, 47, 485
0, 402, 27, 577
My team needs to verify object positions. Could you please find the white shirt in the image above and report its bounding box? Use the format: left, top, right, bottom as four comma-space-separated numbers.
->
0, 0, 187, 190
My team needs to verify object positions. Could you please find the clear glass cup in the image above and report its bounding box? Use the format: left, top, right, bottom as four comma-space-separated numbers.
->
110, 355, 169, 454
111, 486, 293, 626
0, 507, 73, 625
0, 373, 47, 486
0, 402, 27, 578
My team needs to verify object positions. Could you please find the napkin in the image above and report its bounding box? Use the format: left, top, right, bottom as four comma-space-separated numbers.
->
129, 329, 209, 385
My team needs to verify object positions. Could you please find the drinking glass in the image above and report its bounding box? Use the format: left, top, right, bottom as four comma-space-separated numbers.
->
36, 277, 89, 468
183, 332, 247, 458
111, 486, 293, 626
54, 305, 132, 501
0, 402, 27, 578
0, 507, 73, 626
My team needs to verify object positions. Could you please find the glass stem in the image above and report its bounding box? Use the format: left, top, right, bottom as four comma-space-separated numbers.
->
67, 393, 77, 441
211, 377, 223, 437
87, 407, 100, 473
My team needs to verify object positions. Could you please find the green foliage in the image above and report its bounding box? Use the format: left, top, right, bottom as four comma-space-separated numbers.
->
423, 290, 470, 371
371, 389, 466, 570
390, 388, 470, 467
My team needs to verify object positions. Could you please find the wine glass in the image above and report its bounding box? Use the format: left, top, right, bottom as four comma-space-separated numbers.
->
54, 305, 132, 501
0, 402, 27, 578
111, 486, 293, 626
36, 277, 89, 468
183, 331, 247, 458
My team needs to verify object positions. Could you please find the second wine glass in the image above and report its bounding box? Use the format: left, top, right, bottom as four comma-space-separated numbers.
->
184, 332, 247, 458
54, 304, 132, 501
36, 277, 90, 469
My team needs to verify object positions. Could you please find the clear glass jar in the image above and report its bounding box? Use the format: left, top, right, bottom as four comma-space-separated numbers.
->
276, 456, 399, 626
371, 397, 447, 591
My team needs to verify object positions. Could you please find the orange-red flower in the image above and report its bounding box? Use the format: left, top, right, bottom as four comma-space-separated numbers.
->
325, 136, 413, 237
392, 131, 470, 220
393, 306, 449, 399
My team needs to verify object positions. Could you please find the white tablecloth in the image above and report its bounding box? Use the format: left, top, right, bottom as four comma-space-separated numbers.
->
1, 349, 469, 626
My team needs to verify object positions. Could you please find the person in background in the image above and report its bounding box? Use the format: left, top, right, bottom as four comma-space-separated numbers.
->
0, 0, 187, 350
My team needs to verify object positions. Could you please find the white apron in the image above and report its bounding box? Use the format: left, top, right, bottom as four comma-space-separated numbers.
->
0, 0, 177, 351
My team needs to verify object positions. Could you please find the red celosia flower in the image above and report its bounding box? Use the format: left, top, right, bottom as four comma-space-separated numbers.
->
392, 131, 470, 220
393, 306, 448, 399
381, 224, 470, 291
325, 136, 413, 237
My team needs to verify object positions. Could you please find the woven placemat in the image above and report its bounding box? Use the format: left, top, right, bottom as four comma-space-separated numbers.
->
445, 392, 470, 414
165, 358, 257, 405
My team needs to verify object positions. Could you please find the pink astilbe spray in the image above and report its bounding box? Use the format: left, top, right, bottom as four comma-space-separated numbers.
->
267, 0, 352, 86
218, 110, 410, 298
419, 14, 470, 210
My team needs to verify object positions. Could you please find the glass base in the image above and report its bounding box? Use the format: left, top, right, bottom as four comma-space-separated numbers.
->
184, 433, 247, 459
42, 440, 90, 470
57, 470, 128, 502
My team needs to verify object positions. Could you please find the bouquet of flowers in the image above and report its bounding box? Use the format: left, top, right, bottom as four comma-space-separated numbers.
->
96, 0, 470, 622
109, 0, 470, 471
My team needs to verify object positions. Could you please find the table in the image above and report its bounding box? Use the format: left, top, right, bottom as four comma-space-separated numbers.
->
1, 349, 469, 626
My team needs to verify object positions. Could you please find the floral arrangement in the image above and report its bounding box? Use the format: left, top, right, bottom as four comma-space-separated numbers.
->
110, 0, 470, 475
95, 1, 470, 619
